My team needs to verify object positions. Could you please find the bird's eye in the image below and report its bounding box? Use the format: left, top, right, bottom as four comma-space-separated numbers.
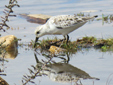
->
37, 31, 40, 34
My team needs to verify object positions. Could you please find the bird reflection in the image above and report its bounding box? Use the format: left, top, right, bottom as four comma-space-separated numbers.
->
33, 53, 99, 84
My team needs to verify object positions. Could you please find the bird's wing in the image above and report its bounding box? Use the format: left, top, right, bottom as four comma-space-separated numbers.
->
49, 15, 94, 29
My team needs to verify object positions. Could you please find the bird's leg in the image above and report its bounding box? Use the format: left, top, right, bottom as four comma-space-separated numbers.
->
63, 35, 66, 40
64, 35, 69, 43
59, 35, 69, 47
66, 35, 69, 43
59, 35, 66, 47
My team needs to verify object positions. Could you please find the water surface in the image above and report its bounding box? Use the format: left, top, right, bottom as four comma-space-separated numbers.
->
0, 0, 113, 85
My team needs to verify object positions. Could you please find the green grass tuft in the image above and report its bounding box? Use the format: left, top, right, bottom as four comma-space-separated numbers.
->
28, 36, 113, 53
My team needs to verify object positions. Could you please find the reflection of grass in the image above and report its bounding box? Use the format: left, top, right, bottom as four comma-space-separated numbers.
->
106, 73, 113, 85
34, 36, 113, 52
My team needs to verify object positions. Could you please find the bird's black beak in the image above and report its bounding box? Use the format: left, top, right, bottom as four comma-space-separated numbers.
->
34, 37, 39, 48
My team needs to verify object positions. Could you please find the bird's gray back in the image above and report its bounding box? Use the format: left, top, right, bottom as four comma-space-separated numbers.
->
48, 15, 89, 29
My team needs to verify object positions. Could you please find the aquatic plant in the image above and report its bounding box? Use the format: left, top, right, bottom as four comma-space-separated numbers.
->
97, 14, 113, 24
34, 37, 78, 53
33, 36, 113, 53
0, 0, 20, 32
76, 36, 97, 47
76, 12, 85, 16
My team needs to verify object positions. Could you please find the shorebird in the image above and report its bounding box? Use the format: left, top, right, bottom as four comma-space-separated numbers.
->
34, 14, 98, 47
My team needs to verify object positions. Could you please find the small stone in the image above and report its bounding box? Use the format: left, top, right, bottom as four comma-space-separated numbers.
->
28, 14, 51, 20
0, 35, 18, 59
20, 14, 51, 24
49, 45, 66, 55
0, 35, 18, 50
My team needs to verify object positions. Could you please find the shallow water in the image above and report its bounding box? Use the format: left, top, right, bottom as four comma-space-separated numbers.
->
0, 0, 113, 85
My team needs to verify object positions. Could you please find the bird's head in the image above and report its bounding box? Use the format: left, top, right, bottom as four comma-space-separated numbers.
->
35, 25, 44, 37
34, 25, 45, 48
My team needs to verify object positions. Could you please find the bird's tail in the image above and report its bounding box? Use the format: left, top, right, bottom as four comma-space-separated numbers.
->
81, 15, 98, 21
89, 77, 100, 80
93, 15, 98, 18
89, 15, 98, 19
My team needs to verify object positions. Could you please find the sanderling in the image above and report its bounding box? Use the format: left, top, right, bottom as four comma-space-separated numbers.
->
34, 14, 98, 47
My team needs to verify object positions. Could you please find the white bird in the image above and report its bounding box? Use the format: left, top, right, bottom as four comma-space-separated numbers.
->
34, 14, 98, 47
